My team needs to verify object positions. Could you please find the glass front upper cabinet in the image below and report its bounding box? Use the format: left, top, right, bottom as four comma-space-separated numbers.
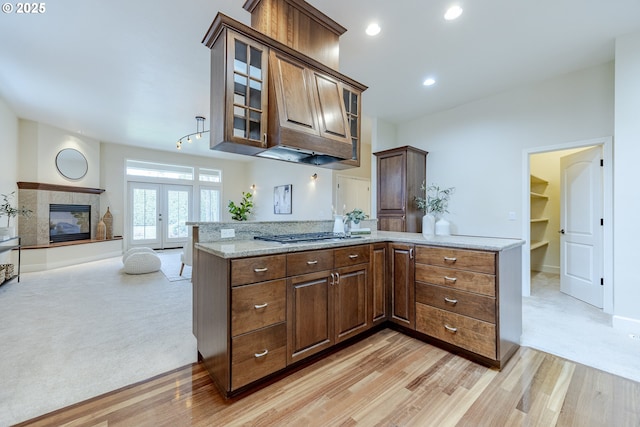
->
223, 31, 269, 151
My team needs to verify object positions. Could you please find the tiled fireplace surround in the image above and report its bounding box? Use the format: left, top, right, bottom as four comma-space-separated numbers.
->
17, 183, 102, 247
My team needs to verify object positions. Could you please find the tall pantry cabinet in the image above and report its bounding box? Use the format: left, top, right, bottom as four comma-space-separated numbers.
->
374, 146, 428, 232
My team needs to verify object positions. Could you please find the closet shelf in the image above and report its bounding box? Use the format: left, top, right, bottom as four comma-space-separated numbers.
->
530, 191, 549, 199
530, 240, 549, 250
530, 175, 549, 186
530, 218, 549, 223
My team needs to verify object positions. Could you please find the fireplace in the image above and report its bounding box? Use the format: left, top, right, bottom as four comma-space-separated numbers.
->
49, 204, 92, 243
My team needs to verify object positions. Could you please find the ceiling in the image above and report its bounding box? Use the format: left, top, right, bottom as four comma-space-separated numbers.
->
1, 0, 640, 158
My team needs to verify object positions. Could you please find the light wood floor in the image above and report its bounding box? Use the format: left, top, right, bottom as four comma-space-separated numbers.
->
17, 329, 640, 427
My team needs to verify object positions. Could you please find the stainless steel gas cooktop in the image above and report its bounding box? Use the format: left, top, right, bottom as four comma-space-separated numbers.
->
254, 232, 358, 243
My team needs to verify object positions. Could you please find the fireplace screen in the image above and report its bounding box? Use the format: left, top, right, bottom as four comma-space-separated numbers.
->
49, 204, 91, 243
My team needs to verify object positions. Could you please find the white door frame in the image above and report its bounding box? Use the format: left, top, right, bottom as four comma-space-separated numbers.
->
521, 136, 613, 314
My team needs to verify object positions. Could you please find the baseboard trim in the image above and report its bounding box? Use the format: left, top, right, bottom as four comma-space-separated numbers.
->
613, 315, 640, 334
531, 265, 560, 275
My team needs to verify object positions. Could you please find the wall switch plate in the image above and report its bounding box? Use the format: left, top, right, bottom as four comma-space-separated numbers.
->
220, 228, 235, 238
508, 211, 517, 221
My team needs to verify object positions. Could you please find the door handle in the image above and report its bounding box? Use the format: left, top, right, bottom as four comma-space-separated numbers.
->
559, 229, 565, 234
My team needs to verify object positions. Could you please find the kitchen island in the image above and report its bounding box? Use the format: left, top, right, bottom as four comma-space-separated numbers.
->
192, 225, 523, 398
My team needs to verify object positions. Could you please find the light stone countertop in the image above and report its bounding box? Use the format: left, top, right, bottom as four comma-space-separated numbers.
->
195, 231, 524, 259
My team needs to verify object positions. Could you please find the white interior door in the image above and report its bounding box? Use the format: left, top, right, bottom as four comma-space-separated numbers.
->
128, 182, 191, 249
336, 176, 371, 216
560, 146, 603, 308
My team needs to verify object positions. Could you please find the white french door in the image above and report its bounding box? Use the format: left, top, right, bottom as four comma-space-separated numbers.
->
128, 182, 192, 249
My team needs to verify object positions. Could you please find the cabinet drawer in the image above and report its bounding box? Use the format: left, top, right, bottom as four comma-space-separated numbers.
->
231, 255, 286, 286
415, 282, 495, 323
334, 244, 370, 268
232, 279, 286, 336
416, 304, 496, 360
415, 264, 495, 297
287, 250, 334, 276
231, 323, 287, 390
415, 247, 495, 274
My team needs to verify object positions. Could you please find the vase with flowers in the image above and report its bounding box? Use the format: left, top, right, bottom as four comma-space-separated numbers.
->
414, 182, 455, 237
0, 191, 32, 238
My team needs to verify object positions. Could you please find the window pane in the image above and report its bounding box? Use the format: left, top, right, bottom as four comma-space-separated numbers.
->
200, 188, 220, 222
126, 160, 193, 180
199, 169, 222, 183
132, 188, 157, 240
167, 190, 190, 239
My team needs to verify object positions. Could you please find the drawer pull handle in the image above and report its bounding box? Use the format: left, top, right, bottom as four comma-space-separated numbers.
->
348, 254, 359, 259
444, 276, 457, 283
254, 349, 269, 358
444, 324, 458, 333
253, 267, 268, 273
444, 257, 457, 263
444, 297, 458, 305
254, 303, 268, 309
307, 260, 318, 265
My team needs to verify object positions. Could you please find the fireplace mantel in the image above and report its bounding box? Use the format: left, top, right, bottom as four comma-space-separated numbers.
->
17, 182, 105, 194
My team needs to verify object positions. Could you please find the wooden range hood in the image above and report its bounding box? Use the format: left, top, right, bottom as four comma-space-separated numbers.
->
202, 0, 367, 168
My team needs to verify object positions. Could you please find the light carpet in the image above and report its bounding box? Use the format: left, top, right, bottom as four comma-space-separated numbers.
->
157, 249, 191, 282
0, 255, 197, 426
522, 271, 640, 383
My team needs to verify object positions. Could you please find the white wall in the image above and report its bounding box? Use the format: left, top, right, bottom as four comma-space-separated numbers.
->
0, 98, 18, 263
613, 33, 640, 333
396, 62, 614, 239
18, 120, 100, 188
246, 158, 334, 221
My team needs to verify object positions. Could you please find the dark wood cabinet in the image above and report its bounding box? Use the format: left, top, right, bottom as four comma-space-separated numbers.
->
287, 270, 334, 364
193, 236, 521, 397
210, 29, 269, 155
389, 243, 415, 329
374, 146, 428, 232
268, 50, 352, 160
370, 243, 388, 325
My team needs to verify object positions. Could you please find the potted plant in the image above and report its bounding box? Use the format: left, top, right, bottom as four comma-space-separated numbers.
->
344, 208, 368, 230
0, 191, 32, 238
227, 191, 254, 221
415, 182, 455, 236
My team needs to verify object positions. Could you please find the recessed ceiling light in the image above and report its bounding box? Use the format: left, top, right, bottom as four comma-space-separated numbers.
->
444, 5, 463, 21
423, 78, 436, 87
366, 23, 381, 36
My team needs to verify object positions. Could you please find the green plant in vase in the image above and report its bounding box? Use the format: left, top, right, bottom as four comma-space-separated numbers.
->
344, 208, 368, 225
228, 192, 254, 221
415, 182, 455, 236
0, 191, 32, 237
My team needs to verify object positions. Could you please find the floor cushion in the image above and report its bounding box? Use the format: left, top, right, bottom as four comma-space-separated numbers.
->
123, 247, 156, 264
123, 251, 161, 275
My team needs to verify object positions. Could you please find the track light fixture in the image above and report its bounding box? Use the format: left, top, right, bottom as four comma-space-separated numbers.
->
176, 116, 209, 150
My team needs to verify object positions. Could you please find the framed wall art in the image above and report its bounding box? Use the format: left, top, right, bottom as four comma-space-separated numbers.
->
274, 184, 292, 214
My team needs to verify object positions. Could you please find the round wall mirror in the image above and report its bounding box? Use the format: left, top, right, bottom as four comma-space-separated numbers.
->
55, 148, 88, 180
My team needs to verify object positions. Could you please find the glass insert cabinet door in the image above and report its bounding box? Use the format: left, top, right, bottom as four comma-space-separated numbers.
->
229, 31, 268, 147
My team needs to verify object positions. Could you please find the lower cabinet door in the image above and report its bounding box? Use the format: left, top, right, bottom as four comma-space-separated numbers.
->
334, 263, 369, 343
231, 323, 287, 390
287, 271, 334, 364
416, 303, 496, 360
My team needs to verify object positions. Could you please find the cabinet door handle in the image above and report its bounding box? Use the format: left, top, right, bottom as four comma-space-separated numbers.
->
335, 272, 340, 285
330, 272, 335, 285
307, 260, 318, 265
254, 303, 268, 309
444, 324, 458, 333
348, 254, 359, 259
254, 267, 268, 273
444, 256, 457, 263
444, 276, 457, 283
263, 133, 267, 145
254, 349, 269, 358
444, 297, 458, 305
409, 248, 414, 259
